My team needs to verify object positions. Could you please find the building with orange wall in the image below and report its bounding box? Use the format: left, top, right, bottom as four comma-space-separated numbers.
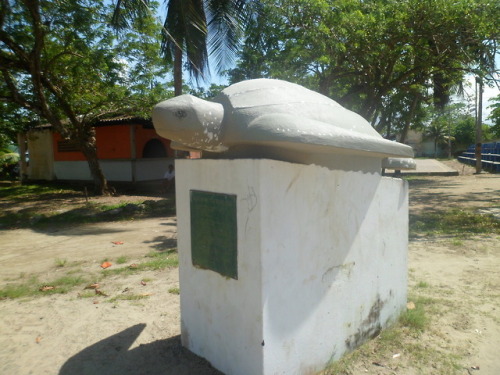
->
23, 117, 179, 182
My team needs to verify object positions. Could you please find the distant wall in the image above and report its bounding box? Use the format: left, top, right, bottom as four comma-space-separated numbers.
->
53, 158, 174, 182
27, 129, 55, 180
405, 130, 446, 157
27, 124, 175, 181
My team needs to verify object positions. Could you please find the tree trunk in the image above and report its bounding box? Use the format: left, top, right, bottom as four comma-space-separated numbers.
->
399, 94, 420, 144
174, 45, 183, 96
78, 129, 112, 195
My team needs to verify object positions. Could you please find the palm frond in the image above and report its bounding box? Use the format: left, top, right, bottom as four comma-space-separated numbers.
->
206, 0, 248, 73
111, 0, 152, 30
161, 0, 208, 82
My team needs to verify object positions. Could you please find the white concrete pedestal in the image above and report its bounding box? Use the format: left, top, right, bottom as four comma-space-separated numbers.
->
176, 158, 408, 375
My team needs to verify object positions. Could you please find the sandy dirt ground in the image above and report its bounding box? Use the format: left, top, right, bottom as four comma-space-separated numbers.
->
0, 161, 499, 375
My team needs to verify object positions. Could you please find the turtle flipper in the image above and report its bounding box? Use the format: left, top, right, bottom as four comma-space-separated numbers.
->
233, 113, 413, 158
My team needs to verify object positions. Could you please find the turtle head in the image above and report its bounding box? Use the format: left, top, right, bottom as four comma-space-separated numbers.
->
152, 94, 226, 152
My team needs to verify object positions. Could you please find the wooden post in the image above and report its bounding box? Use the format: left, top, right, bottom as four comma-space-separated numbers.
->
17, 133, 28, 182
475, 76, 483, 174
130, 125, 137, 182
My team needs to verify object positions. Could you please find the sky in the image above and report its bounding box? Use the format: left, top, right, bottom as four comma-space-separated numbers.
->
452, 69, 500, 124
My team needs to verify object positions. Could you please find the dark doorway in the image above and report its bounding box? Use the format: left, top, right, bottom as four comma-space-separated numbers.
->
142, 139, 167, 158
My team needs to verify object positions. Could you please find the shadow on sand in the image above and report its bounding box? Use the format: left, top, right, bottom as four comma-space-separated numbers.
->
59, 324, 222, 375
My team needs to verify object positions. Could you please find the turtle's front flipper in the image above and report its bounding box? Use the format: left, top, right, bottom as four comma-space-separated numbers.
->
229, 113, 413, 158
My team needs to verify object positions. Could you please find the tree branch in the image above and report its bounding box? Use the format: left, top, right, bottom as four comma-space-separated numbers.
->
1, 69, 41, 114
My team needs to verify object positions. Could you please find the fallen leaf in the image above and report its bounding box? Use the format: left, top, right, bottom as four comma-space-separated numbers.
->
35, 336, 42, 344
84, 283, 100, 290
129, 263, 138, 269
100, 261, 112, 269
406, 301, 416, 310
39, 285, 55, 292
112, 241, 124, 245
93, 300, 100, 304
140, 292, 153, 297
140, 281, 147, 286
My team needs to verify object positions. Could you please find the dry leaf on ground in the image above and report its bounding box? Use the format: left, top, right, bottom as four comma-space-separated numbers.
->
39, 285, 55, 292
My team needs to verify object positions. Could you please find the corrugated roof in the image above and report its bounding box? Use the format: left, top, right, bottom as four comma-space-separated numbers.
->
28, 116, 154, 131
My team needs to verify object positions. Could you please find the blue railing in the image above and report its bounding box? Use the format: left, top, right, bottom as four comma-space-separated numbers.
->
458, 142, 500, 172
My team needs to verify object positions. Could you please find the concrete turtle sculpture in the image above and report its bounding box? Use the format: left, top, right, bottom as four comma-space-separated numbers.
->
152, 79, 414, 164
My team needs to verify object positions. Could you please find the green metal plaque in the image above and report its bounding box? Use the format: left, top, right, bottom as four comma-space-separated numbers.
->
190, 190, 238, 279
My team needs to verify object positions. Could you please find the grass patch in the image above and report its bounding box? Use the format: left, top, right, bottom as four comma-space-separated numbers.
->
43, 275, 89, 294
0, 181, 176, 229
416, 281, 430, 288
321, 290, 459, 375
116, 256, 128, 264
99, 202, 130, 211
400, 305, 428, 331
402, 343, 463, 373
449, 238, 465, 247
55, 258, 68, 268
141, 250, 178, 270
1, 250, 178, 300
168, 287, 180, 295
0, 182, 78, 200
410, 208, 500, 237
0, 274, 90, 299
101, 250, 178, 277
78, 291, 96, 298
0, 277, 39, 299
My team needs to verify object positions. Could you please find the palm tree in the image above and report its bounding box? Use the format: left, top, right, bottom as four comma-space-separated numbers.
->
425, 121, 454, 158
112, 0, 253, 96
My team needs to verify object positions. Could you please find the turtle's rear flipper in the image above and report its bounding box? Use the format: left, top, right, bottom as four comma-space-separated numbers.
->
230, 113, 413, 159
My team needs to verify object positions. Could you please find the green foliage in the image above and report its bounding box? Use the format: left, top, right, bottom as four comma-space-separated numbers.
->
453, 114, 476, 147
424, 121, 452, 157
189, 84, 227, 99
0, 0, 170, 193
231, 0, 500, 138
0, 145, 19, 178
1, 0, 168, 122
488, 94, 500, 138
